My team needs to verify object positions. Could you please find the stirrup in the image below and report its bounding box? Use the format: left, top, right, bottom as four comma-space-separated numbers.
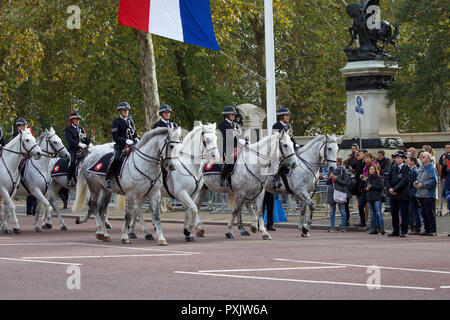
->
67, 178, 75, 187
104, 179, 112, 189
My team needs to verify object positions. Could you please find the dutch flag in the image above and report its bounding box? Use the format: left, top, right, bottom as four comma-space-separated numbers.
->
118, 0, 220, 51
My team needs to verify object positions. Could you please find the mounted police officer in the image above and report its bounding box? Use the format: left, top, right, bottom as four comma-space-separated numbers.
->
12, 118, 28, 139
65, 111, 91, 187
219, 105, 242, 187
104, 102, 139, 189
0, 126, 6, 147
152, 104, 178, 129
272, 107, 300, 188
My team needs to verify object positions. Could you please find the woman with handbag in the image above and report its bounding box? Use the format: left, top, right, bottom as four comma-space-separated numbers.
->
326, 157, 350, 232
365, 164, 386, 235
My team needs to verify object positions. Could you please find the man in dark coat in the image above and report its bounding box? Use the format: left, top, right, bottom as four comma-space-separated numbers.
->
65, 111, 91, 187
104, 102, 139, 189
152, 104, 178, 129
386, 151, 411, 237
218, 105, 241, 187
272, 107, 300, 189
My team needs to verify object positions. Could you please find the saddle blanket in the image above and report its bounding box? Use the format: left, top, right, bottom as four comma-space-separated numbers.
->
202, 161, 237, 176
85, 152, 128, 177
51, 159, 70, 177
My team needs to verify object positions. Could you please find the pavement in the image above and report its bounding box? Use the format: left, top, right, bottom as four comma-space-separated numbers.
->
12, 199, 450, 236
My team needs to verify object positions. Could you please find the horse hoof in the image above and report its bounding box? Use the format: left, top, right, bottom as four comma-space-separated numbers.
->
103, 236, 112, 242
106, 223, 112, 230
196, 229, 205, 238
34, 227, 41, 233
157, 239, 168, 246
302, 227, 309, 235
145, 234, 154, 241
95, 234, 104, 241
45, 224, 52, 230
3, 229, 12, 235
13, 228, 21, 234
75, 217, 80, 224
61, 226, 68, 232
121, 238, 131, 244
262, 234, 272, 240
225, 232, 234, 239
183, 228, 191, 237
301, 233, 311, 238
128, 232, 137, 239
251, 226, 258, 233
185, 236, 195, 242
240, 230, 250, 236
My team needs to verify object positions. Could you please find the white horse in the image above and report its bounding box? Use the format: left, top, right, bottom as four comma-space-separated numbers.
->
0, 129, 42, 234
126, 123, 220, 242
14, 128, 70, 232
264, 134, 341, 237
44, 143, 114, 230
198, 131, 298, 240
72, 127, 181, 245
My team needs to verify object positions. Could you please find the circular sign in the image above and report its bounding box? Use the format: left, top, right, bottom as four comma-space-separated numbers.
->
94, 163, 103, 171
204, 162, 213, 171
53, 165, 60, 173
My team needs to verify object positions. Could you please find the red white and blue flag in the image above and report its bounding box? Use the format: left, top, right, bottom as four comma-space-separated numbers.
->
118, 0, 220, 51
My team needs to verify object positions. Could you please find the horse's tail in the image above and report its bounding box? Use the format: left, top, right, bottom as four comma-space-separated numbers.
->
72, 170, 88, 213
117, 195, 126, 211
227, 193, 234, 209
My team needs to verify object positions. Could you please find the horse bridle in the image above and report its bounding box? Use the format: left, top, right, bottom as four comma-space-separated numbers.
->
1, 132, 40, 158
179, 130, 218, 161
41, 134, 65, 158
132, 133, 181, 165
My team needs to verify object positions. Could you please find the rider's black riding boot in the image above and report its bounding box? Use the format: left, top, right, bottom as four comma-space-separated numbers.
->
220, 164, 232, 187
105, 150, 120, 189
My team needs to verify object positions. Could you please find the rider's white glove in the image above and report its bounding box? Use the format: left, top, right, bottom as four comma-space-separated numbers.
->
294, 144, 300, 150
126, 139, 134, 145
134, 138, 140, 144
238, 138, 246, 146
78, 143, 87, 149
88, 143, 94, 148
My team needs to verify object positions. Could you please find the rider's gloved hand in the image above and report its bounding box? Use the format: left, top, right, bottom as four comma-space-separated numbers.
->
294, 143, 300, 150
126, 139, 134, 145
134, 138, 140, 144
78, 142, 87, 149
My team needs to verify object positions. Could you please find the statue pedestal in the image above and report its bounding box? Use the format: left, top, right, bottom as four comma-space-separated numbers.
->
340, 60, 403, 149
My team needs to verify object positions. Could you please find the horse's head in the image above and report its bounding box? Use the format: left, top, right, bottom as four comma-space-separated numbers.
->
20, 129, 42, 160
321, 133, 340, 173
44, 127, 70, 160
201, 123, 220, 163
161, 127, 182, 172
277, 131, 298, 169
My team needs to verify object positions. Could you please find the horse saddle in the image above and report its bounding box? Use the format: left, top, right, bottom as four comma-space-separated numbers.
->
51, 159, 70, 177
202, 161, 237, 176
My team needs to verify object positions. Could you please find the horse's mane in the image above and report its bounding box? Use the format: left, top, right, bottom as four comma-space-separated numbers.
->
36, 132, 46, 144
298, 134, 337, 154
182, 125, 202, 147
136, 127, 169, 148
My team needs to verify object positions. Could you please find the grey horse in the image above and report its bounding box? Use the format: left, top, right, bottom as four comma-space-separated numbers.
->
0, 129, 42, 234
125, 123, 220, 242
197, 131, 298, 240
72, 127, 181, 245
14, 128, 70, 232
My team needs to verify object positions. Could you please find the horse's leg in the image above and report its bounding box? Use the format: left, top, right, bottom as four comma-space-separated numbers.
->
86, 192, 103, 240
75, 193, 93, 225
255, 191, 271, 240
121, 197, 133, 244
98, 192, 112, 242
135, 198, 153, 240
149, 191, 167, 246
178, 191, 197, 242
225, 194, 244, 239
0, 190, 13, 234
127, 197, 139, 239
33, 199, 42, 232
297, 191, 315, 238
193, 186, 208, 237
245, 201, 259, 234
1, 190, 19, 234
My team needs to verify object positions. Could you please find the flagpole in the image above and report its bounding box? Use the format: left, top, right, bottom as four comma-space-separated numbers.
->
264, 0, 276, 136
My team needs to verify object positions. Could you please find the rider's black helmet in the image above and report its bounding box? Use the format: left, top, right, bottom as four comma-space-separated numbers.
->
276, 107, 290, 119
158, 104, 172, 115
15, 118, 28, 126
117, 102, 131, 111
222, 105, 237, 117
69, 111, 81, 121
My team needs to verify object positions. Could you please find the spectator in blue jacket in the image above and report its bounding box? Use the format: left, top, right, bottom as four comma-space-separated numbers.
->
414, 152, 438, 236
407, 156, 422, 234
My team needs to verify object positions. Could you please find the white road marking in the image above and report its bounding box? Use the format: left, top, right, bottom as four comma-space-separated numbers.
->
0, 257, 82, 266
275, 258, 450, 275
71, 242, 201, 255
198, 266, 346, 273
22, 253, 193, 260
440, 286, 450, 289
0, 237, 13, 240
173, 271, 435, 291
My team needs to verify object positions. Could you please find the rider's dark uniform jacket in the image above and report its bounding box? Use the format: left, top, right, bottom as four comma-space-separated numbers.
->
65, 124, 90, 152
152, 119, 178, 129
12, 130, 21, 139
272, 121, 298, 147
0, 128, 6, 146
219, 119, 240, 159
111, 115, 139, 150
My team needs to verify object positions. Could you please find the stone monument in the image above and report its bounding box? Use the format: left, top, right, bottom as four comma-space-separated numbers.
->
340, 0, 403, 149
